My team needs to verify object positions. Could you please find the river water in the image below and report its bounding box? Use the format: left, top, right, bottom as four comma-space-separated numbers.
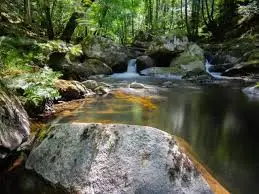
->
55, 76, 259, 194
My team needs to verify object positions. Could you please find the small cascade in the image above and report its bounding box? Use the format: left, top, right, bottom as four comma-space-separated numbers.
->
205, 60, 247, 81
205, 60, 222, 79
111, 59, 139, 78
127, 59, 137, 73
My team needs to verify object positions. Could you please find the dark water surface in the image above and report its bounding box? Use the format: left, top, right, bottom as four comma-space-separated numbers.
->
57, 78, 259, 194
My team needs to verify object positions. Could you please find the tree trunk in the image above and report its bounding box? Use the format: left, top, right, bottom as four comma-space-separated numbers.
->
24, 0, 31, 24
45, 6, 54, 40
61, 0, 96, 42
61, 12, 83, 42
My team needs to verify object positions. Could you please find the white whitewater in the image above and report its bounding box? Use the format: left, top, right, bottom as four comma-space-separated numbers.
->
205, 60, 246, 80
111, 59, 140, 78
205, 60, 222, 79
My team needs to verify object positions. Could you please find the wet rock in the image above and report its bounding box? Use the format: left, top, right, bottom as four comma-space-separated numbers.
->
243, 85, 259, 97
55, 79, 94, 101
140, 67, 183, 79
94, 86, 110, 95
88, 74, 106, 80
26, 123, 213, 194
99, 82, 112, 88
0, 83, 30, 159
82, 36, 129, 73
162, 81, 175, 88
129, 82, 145, 89
170, 43, 205, 74
222, 60, 259, 76
82, 80, 99, 90
136, 55, 155, 72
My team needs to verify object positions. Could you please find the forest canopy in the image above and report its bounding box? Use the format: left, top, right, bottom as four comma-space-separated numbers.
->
1, 0, 259, 43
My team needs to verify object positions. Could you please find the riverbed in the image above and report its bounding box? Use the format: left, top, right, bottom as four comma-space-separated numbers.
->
1, 75, 259, 194
54, 76, 259, 194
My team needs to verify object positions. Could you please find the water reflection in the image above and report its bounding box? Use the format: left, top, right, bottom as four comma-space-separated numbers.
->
58, 86, 259, 194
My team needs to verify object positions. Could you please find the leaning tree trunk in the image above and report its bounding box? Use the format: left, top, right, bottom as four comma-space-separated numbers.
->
61, 0, 96, 42
60, 12, 83, 42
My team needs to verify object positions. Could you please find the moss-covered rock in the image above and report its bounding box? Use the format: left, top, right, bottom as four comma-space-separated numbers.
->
82, 36, 129, 73
146, 35, 188, 67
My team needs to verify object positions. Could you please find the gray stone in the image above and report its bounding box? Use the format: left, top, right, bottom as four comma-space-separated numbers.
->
136, 55, 155, 72
26, 123, 212, 194
55, 79, 94, 101
82, 80, 99, 90
129, 82, 145, 89
82, 36, 129, 73
0, 83, 30, 159
94, 86, 110, 95
243, 85, 259, 97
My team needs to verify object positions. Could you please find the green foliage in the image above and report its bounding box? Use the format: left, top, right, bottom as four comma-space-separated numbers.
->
0, 36, 41, 76
7, 67, 62, 106
38, 40, 83, 59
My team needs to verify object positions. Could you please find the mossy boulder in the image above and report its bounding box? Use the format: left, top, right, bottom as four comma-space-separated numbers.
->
82, 36, 129, 73
49, 57, 112, 81
146, 35, 188, 67
170, 43, 204, 71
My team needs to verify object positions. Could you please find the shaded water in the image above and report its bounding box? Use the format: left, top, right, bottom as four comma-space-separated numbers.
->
56, 79, 259, 194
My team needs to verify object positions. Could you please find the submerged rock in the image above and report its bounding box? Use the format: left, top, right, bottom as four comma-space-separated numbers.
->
94, 86, 110, 95
0, 83, 30, 159
26, 123, 212, 194
129, 82, 145, 89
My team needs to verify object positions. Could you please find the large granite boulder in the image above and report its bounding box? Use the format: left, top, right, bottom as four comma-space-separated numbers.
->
146, 35, 188, 67
26, 123, 212, 194
169, 43, 205, 76
0, 83, 30, 159
136, 55, 155, 72
82, 36, 129, 73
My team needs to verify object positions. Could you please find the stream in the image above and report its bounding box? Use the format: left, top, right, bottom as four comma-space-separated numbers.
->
1, 60, 259, 194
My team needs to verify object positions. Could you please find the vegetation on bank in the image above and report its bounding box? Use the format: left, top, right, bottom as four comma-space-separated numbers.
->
1, 0, 259, 115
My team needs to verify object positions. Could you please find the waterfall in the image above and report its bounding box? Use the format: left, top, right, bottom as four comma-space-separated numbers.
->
205, 60, 222, 79
111, 59, 139, 78
127, 59, 137, 73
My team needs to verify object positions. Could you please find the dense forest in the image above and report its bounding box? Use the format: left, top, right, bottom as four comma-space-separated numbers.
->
2, 1, 259, 193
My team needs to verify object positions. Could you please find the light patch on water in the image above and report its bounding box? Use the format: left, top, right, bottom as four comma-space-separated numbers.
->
114, 91, 157, 110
